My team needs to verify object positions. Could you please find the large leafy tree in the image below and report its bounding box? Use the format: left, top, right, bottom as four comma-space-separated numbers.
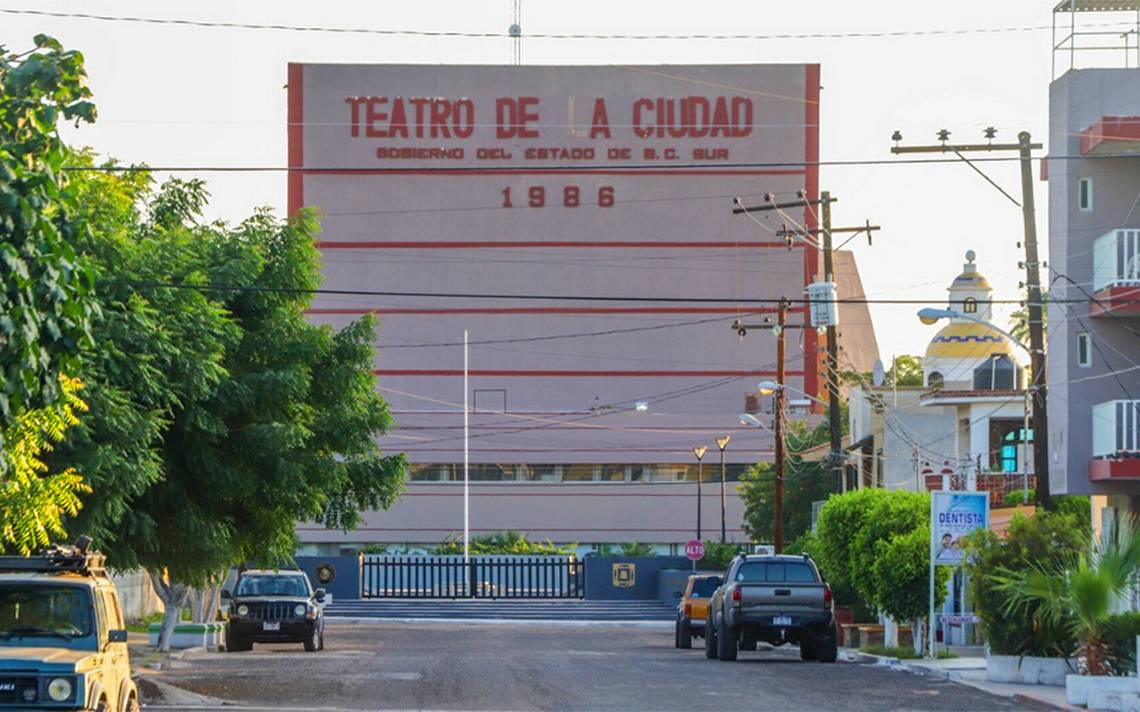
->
1, 374, 88, 553
58, 174, 406, 648
0, 36, 98, 436
739, 420, 832, 547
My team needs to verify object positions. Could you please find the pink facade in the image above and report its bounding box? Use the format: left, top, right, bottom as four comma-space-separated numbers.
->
290, 64, 831, 547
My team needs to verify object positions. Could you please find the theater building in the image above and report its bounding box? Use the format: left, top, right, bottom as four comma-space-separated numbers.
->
286, 63, 878, 553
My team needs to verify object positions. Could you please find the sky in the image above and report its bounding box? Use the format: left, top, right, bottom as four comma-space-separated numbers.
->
1, 0, 1092, 361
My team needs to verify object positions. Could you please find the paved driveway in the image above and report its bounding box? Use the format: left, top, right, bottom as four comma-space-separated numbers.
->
145, 622, 1024, 711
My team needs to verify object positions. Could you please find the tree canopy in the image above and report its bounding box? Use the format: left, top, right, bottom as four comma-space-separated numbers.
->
56, 173, 407, 584
0, 36, 98, 441
738, 420, 832, 547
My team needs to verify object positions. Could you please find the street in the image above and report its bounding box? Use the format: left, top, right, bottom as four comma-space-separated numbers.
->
143, 622, 1024, 711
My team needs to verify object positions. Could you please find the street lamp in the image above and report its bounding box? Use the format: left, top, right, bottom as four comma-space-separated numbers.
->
692, 446, 707, 540
916, 308, 1032, 502
716, 435, 731, 543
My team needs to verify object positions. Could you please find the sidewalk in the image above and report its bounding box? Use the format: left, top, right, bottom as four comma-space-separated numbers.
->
841, 651, 1075, 711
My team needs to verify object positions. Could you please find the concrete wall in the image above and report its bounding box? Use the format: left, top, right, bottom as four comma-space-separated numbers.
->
297, 480, 749, 548
293, 555, 362, 601
583, 556, 689, 600
111, 570, 164, 621
1047, 69, 1140, 497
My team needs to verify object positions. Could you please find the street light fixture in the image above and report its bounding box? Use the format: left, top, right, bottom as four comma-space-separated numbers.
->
716, 436, 730, 543
692, 446, 707, 540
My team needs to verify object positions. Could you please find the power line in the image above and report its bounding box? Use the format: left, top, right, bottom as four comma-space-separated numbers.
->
118, 280, 1115, 305
6, 7, 1133, 41
59, 153, 1140, 173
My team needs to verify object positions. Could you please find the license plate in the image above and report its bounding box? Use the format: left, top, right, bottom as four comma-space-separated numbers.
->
773, 616, 792, 626
263, 621, 280, 631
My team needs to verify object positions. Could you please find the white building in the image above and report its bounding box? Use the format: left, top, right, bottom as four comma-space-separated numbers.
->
849, 252, 1035, 501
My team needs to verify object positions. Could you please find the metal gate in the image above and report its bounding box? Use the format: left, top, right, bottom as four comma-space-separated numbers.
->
361, 555, 584, 599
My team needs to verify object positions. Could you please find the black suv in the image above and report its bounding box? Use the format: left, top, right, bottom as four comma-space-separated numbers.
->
223, 569, 326, 653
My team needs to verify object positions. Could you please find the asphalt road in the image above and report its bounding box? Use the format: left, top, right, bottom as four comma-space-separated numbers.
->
144, 622, 1024, 711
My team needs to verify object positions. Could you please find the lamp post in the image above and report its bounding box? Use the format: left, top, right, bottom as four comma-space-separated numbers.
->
917, 308, 1033, 502
692, 446, 707, 540
716, 436, 731, 543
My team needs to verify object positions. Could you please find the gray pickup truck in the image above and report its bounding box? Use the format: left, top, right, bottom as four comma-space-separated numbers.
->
705, 553, 837, 663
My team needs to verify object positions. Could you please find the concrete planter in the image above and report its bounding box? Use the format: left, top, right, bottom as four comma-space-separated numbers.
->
1065, 674, 1139, 708
985, 654, 1075, 686
148, 622, 225, 650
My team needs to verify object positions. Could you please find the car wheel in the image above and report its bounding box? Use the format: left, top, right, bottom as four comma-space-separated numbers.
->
674, 617, 682, 648
304, 625, 321, 652
740, 636, 757, 651
124, 693, 142, 712
704, 614, 719, 659
319, 629, 325, 651
678, 618, 692, 649
94, 698, 108, 712
818, 623, 839, 663
716, 617, 738, 662
800, 639, 818, 661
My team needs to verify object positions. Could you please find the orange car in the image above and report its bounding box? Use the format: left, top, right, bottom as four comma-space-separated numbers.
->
674, 573, 722, 649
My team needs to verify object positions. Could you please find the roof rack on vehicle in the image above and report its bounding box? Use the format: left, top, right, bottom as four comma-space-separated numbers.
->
0, 536, 106, 576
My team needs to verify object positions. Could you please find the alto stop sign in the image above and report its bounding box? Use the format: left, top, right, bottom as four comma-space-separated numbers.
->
684, 540, 705, 561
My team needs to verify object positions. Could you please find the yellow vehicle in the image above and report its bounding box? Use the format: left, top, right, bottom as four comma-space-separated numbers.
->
673, 574, 721, 649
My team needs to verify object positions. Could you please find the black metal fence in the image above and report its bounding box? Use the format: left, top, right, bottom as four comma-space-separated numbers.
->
361, 555, 585, 599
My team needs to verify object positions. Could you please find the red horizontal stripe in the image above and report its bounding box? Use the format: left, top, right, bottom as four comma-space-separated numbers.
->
297, 526, 746, 532
302, 168, 804, 177
317, 240, 798, 250
392, 491, 748, 497
309, 306, 801, 315
375, 369, 799, 377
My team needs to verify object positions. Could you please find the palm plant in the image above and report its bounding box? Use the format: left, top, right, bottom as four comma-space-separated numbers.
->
991, 519, 1140, 675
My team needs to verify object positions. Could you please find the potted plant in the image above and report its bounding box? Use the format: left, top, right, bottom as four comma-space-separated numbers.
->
992, 518, 1140, 706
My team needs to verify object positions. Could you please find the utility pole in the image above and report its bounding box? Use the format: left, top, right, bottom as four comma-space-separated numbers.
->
820, 192, 844, 493
735, 193, 879, 494
891, 129, 1052, 510
774, 298, 787, 554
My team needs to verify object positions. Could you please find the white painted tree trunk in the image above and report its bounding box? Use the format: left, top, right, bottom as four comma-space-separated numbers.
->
884, 617, 898, 648
914, 616, 926, 656
147, 569, 189, 652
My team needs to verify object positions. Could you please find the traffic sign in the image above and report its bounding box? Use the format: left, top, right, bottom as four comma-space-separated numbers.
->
684, 540, 705, 561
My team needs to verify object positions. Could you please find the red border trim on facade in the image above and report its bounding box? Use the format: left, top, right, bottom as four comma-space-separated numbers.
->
316, 240, 800, 250
287, 63, 304, 216
1090, 457, 1140, 481
302, 168, 805, 177
374, 369, 803, 377
1080, 115, 1140, 155
802, 63, 822, 403
1089, 285, 1140, 317
308, 306, 805, 316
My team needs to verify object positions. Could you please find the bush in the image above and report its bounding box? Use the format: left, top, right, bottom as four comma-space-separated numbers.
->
850, 491, 929, 605
871, 527, 949, 624
1002, 491, 1092, 534
1104, 611, 1140, 675
814, 488, 891, 593
962, 510, 1086, 656
618, 541, 656, 557
700, 541, 747, 570
432, 530, 576, 556
795, 531, 859, 608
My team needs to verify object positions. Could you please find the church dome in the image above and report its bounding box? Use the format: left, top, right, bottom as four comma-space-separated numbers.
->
924, 322, 1014, 360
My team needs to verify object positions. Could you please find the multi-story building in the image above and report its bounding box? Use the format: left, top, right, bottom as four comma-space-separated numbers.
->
1046, 5, 1140, 527
286, 63, 879, 553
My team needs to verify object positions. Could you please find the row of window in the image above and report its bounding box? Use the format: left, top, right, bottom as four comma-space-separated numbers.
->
407, 463, 753, 482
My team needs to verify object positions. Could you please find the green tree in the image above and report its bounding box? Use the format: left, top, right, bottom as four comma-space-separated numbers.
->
963, 510, 1085, 657
56, 174, 406, 649
886, 355, 924, 386
739, 421, 831, 546
0, 36, 98, 435
0, 375, 89, 553
432, 530, 575, 556
813, 487, 890, 594
992, 519, 1140, 675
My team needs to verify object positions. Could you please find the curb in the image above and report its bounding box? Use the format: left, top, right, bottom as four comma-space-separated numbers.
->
324, 616, 674, 628
1010, 692, 1079, 712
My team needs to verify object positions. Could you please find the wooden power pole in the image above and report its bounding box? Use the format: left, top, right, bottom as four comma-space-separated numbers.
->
774, 298, 787, 553
891, 129, 1051, 510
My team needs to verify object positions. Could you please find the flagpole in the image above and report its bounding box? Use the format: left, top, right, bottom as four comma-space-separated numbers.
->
463, 329, 470, 565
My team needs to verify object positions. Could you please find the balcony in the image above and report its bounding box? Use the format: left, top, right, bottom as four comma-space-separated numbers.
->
1091, 229, 1140, 317
1091, 400, 1140, 481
